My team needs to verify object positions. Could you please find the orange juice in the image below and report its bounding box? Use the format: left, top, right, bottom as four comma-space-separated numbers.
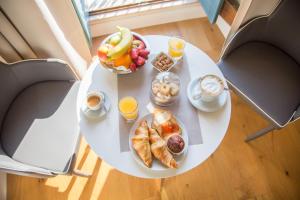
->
119, 96, 138, 121
168, 37, 185, 60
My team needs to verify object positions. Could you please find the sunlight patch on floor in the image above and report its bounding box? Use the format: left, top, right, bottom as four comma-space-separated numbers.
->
67, 149, 99, 199
45, 175, 73, 192
90, 161, 113, 200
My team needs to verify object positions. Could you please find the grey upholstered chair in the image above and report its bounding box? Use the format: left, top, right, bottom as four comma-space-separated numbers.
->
218, 0, 300, 142
0, 59, 88, 177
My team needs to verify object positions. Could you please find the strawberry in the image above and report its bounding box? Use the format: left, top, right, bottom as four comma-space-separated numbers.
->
129, 63, 137, 72
136, 56, 146, 66
139, 49, 150, 58
130, 48, 139, 59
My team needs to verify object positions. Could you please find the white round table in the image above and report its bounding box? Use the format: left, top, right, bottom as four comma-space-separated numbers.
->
76, 35, 231, 178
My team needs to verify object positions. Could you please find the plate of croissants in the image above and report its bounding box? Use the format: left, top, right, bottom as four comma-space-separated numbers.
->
129, 110, 188, 170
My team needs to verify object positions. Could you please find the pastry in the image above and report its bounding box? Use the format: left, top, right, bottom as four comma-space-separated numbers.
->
152, 110, 182, 140
132, 120, 152, 167
149, 128, 177, 168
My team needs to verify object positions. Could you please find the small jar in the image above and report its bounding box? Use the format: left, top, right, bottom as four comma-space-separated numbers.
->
151, 72, 180, 106
167, 134, 185, 156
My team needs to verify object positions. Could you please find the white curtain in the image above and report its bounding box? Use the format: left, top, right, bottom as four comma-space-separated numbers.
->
0, 0, 92, 78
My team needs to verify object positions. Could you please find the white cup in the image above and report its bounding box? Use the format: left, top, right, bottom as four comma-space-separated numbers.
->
86, 91, 105, 111
193, 74, 224, 102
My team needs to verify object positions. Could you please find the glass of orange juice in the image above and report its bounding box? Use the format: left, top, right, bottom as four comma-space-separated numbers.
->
168, 37, 186, 60
118, 96, 139, 122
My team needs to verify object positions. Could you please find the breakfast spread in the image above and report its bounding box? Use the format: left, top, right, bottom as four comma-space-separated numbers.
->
151, 72, 180, 106
131, 110, 186, 169
89, 32, 227, 173
98, 26, 150, 73
152, 52, 175, 72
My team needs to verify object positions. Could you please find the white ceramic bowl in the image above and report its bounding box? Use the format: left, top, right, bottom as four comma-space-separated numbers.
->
151, 52, 177, 72
100, 32, 150, 74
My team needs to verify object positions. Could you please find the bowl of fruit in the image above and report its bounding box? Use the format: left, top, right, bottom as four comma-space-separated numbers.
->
97, 26, 150, 74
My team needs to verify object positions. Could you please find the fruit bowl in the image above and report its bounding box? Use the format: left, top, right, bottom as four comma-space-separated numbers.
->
98, 28, 150, 74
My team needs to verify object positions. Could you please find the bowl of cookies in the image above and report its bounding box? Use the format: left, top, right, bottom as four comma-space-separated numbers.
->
151, 72, 180, 106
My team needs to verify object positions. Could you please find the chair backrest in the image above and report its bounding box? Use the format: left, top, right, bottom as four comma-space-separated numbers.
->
261, 0, 300, 64
0, 59, 77, 132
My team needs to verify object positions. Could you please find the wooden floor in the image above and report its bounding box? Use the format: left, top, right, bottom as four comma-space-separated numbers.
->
8, 18, 300, 200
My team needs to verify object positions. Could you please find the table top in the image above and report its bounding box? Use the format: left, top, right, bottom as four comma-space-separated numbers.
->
76, 35, 231, 178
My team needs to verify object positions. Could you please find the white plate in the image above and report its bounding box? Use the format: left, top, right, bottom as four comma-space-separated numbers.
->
129, 114, 188, 171
187, 77, 228, 112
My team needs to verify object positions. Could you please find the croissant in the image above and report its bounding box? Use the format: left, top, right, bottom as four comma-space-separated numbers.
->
132, 120, 152, 167
152, 110, 182, 140
149, 128, 177, 168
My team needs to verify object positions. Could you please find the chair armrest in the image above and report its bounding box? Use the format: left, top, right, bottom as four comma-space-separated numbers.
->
293, 105, 300, 121
0, 148, 53, 177
11, 59, 78, 87
221, 16, 268, 59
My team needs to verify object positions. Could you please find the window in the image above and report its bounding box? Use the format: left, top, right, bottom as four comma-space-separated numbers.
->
87, 0, 180, 15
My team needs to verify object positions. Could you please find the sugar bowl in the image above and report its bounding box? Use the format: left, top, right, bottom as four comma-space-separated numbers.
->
151, 72, 180, 106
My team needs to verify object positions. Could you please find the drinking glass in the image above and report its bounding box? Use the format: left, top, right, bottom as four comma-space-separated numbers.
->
168, 37, 186, 60
118, 96, 139, 122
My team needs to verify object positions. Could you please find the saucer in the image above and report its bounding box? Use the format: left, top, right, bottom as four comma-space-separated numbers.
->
187, 77, 228, 112
81, 93, 111, 119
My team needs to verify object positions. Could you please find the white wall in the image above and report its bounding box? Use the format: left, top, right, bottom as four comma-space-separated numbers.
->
241, 0, 280, 24
224, 0, 281, 47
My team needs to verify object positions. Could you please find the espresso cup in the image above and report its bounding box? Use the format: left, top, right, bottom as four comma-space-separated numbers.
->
193, 74, 224, 102
86, 91, 105, 111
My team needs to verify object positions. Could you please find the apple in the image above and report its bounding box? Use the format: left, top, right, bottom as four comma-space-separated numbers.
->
98, 44, 113, 61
